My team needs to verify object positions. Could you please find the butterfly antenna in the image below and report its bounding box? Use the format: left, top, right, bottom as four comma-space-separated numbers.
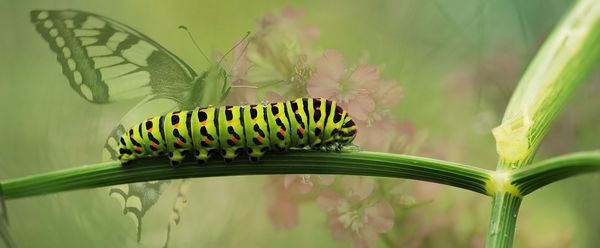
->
178, 25, 211, 64
217, 31, 251, 66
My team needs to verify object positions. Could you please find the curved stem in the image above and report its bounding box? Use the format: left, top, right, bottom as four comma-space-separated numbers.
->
493, 0, 600, 170
0, 151, 492, 200
511, 151, 600, 195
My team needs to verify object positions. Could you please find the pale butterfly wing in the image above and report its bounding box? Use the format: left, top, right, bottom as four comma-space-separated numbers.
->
101, 97, 178, 242
30, 9, 199, 244
30, 9, 196, 103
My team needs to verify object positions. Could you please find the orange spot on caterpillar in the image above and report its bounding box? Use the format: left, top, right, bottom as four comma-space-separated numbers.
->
176, 139, 184, 146
148, 128, 153, 132
203, 137, 211, 144
316, 106, 321, 110
231, 136, 238, 143
257, 135, 263, 142
151, 143, 158, 149
174, 124, 180, 129
275, 113, 281, 118
134, 146, 142, 152
278, 128, 285, 135
200, 121, 207, 126
295, 110, 300, 114
298, 126, 305, 134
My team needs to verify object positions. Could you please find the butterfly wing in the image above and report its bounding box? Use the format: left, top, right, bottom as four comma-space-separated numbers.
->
30, 9, 196, 103
32, 9, 235, 245
101, 96, 179, 243
31, 9, 197, 243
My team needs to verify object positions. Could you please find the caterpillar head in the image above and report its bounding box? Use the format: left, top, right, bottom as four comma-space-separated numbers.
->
339, 114, 357, 145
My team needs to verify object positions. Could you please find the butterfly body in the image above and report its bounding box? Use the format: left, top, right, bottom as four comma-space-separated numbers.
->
118, 98, 358, 165
182, 65, 230, 109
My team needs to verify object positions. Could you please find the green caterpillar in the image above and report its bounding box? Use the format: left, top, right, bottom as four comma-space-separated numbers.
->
119, 98, 357, 165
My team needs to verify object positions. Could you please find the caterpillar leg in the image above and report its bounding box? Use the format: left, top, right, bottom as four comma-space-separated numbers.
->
118, 154, 135, 165
273, 144, 288, 153
221, 148, 243, 163
246, 146, 269, 163
168, 150, 186, 166
320, 142, 340, 152
194, 149, 212, 165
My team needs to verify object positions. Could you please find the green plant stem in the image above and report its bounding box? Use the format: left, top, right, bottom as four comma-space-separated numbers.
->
493, 0, 600, 170
0, 151, 491, 200
511, 151, 600, 196
485, 193, 522, 248
487, 0, 600, 247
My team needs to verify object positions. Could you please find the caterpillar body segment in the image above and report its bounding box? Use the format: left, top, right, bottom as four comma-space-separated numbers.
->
266, 102, 291, 152
190, 107, 219, 164
243, 104, 271, 162
118, 98, 357, 165
218, 105, 246, 163
287, 98, 310, 147
308, 98, 327, 147
165, 111, 194, 166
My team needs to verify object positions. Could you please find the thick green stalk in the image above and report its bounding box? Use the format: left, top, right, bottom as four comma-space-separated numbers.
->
486, 193, 522, 248
492, 0, 600, 170
0, 151, 492, 199
511, 151, 600, 196
487, 0, 600, 247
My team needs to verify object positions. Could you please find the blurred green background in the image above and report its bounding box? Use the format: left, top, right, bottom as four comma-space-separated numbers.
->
0, 0, 599, 247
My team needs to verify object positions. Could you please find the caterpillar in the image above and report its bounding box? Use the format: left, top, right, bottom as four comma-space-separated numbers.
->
118, 98, 357, 165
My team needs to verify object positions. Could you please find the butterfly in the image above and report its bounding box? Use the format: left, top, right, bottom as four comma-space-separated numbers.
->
30, 9, 233, 244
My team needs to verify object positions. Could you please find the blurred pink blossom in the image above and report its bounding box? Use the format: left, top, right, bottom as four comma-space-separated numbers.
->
219, 39, 257, 105
264, 176, 301, 230
243, 7, 318, 100
265, 174, 336, 230
257, 7, 320, 44
370, 79, 403, 122
308, 49, 377, 122
267, 189, 299, 230
283, 174, 335, 194
317, 177, 394, 248
354, 117, 416, 153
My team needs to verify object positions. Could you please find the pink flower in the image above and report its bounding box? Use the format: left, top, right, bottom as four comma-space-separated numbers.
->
265, 175, 335, 230
369, 79, 403, 122
242, 7, 318, 100
267, 188, 299, 230
308, 49, 377, 122
219, 39, 258, 105
258, 7, 320, 44
353, 117, 416, 153
283, 174, 336, 194
264, 176, 301, 230
317, 177, 394, 248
